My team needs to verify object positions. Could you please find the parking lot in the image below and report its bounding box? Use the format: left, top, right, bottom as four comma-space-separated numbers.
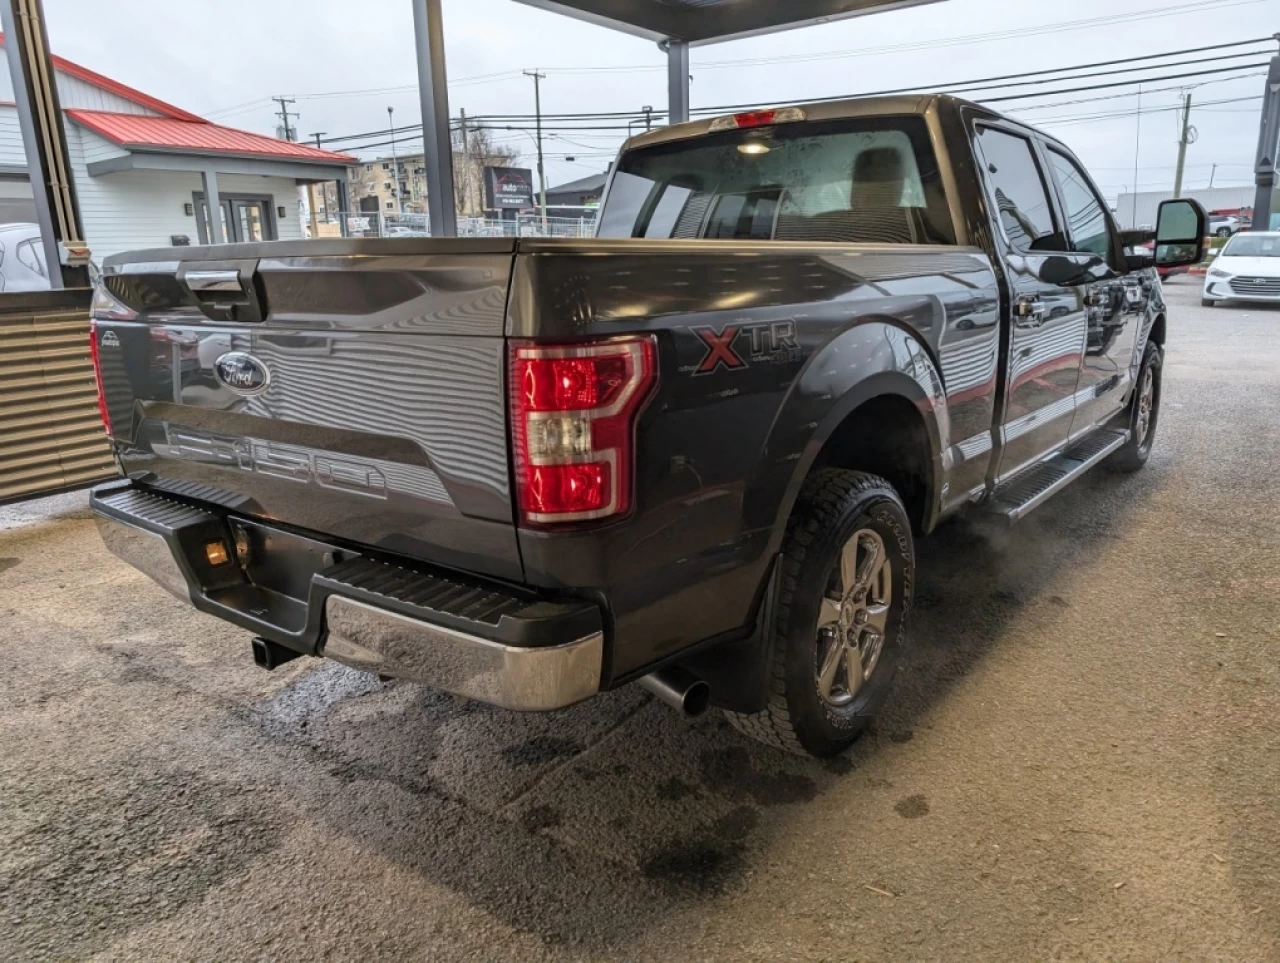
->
2, 278, 1278, 962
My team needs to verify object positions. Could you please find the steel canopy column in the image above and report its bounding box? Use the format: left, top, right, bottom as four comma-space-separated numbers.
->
1249, 39, 1280, 233
201, 169, 225, 244
666, 39, 689, 125
413, 0, 457, 237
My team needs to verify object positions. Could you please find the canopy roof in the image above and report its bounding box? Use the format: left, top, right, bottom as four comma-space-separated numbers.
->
512, 0, 943, 44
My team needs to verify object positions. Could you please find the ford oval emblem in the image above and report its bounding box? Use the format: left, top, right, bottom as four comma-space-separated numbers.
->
213, 352, 271, 395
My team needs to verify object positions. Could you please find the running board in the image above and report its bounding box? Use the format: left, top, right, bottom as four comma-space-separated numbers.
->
986, 428, 1130, 522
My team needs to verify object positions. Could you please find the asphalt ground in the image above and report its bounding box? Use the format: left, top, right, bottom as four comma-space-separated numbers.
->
2, 277, 1278, 962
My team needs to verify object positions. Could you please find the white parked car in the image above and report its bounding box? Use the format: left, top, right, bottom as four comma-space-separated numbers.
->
1208, 215, 1241, 238
1202, 231, 1280, 306
0, 222, 52, 292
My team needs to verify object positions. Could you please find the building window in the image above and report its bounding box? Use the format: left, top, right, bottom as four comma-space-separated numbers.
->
364, 164, 371, 172
385, 200, 394, 210
382, 162, 390, 170
383, 181, 391, 190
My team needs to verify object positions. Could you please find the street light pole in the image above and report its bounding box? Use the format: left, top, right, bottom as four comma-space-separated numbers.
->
524, 69, 548, 231
387, 106, 402, 216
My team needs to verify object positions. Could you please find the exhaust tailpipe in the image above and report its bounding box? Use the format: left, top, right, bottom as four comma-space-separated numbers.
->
251, 636, 303, 671
639, 666, 711, 718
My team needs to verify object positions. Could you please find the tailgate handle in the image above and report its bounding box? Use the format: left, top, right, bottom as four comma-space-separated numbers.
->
186, 270, 243, 293
179, 260, 265, 323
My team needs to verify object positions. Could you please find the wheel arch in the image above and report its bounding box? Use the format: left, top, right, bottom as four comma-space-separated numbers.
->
758, 319, 950, 550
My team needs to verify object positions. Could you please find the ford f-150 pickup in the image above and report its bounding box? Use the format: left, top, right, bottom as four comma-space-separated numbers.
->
87, 94, 1206, 757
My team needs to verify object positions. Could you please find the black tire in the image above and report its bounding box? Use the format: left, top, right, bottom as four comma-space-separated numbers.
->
1216, 228, 1232, 238
1201, 298, 1215, 307
725, 469, 914, 757
1107, 339, 1163, 473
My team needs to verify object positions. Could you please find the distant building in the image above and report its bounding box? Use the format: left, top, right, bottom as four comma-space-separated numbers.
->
1115, 185, 1280, 231
545, 170, 608, 210
0, 33, 353, 261
348, 153, 430, 214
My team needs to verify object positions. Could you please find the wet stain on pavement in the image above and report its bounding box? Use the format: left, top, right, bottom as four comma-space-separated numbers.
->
655, 776, 696, 801
889, 730, 915, 744
699, 746, 817, 805
500, 735, 584, 767
521, 804, 563, 832
1050, 595, 1070, 607
895, 794, 930, 819
639, 838, 741, 893
0, 557, 18, 574
713, 806, 759, 841
823, 755, 854, 775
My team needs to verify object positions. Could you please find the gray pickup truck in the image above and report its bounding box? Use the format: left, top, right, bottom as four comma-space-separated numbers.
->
88, 94, 1205, 757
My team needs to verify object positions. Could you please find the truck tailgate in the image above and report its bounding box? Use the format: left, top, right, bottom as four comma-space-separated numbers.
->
95, 239, 523, 581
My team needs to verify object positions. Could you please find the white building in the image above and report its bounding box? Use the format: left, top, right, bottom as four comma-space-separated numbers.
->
0, 34, 353, 264
1113, 185, 1270, 231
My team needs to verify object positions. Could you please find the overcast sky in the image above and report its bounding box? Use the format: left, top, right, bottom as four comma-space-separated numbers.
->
41, 0, 1280, 202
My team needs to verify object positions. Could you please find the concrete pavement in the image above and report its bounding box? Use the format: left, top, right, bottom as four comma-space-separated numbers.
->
2, 278, 1278, 962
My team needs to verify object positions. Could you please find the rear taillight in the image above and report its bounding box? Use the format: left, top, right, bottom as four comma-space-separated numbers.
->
88, 319, 113, 437
510, 337, 657, 525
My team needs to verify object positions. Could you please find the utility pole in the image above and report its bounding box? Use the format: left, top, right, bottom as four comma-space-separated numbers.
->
272, 96, 298, 141
1172, 91, 1195, 199
1209, 163, 1218, 188
387, 106, 401, 216
1130, 85, 1142, 228
524, 69, 548, 232
642, 105, 653, 131
307, 131, 327, 239
1249, 34, 1280, 232
459, 107, 471, 217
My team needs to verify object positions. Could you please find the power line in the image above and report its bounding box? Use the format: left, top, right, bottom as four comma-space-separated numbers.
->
323, 60, 1270, 153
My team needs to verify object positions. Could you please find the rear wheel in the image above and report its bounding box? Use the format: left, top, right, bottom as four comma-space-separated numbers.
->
725, 469, 913, 757
1107, 339, 1162, 473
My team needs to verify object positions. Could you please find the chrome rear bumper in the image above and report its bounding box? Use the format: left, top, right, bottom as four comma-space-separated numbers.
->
91, 482, 604, 712
324, 597, 602, 711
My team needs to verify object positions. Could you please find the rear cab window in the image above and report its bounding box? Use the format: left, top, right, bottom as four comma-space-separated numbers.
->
597, 115, 956, 245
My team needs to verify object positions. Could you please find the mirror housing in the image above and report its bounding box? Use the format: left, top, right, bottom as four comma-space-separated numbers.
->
1154, 198, 1207, 268
1036, 253, 1107, 287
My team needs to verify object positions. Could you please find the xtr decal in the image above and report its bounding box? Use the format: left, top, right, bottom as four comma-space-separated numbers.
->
689, 321, 800, 375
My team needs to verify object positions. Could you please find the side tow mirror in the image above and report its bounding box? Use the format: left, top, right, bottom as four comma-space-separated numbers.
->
1154, 198, 1208, 269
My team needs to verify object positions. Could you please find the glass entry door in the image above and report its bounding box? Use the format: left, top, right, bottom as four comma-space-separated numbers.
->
196, 195, 275, 243
233, 200, 268, 242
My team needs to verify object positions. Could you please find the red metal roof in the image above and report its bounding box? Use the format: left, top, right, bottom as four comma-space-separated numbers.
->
0, 32, 203, 123
67, 110, 356, 165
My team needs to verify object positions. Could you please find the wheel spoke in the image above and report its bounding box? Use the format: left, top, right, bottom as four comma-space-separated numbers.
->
817, 634, 844, 701
844, 639, 866, 699
840, 537, 860, 595
818, 596, 842, 632
853, 532, 885, 594
863, 601, 890, 633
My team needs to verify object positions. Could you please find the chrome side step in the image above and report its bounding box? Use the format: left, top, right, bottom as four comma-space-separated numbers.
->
987, 428, 1130, 522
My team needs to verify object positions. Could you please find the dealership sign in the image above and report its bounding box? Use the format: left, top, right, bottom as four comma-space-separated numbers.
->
484, 166, 534, 209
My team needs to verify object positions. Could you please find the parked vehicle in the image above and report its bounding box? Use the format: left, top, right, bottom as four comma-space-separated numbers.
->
1208, 215, 1241, 238
0, 222, 52, 291
1202, 231, 1280, 306
87, 95, 1204, 757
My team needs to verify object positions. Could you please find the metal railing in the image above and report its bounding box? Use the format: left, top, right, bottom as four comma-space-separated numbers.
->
320, 212, 596, 239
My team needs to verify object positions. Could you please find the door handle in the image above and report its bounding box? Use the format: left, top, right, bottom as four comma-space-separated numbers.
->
1014, 295, 1047, 327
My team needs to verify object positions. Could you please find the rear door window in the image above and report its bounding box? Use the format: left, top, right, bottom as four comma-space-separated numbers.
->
598, 115, 955, 245
974, 126, 1060, 252
1046, 149, 1112, 257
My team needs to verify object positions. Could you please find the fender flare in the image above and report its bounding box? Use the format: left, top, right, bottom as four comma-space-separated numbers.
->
756, 321, 951, 550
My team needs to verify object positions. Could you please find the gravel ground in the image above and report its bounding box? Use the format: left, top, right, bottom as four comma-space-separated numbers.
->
2, 279, 1278, 962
